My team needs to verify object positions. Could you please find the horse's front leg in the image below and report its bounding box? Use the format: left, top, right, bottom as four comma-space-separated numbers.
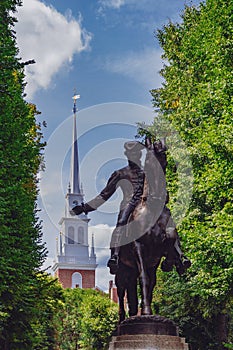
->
134, 241, 152, 315
127, 269, 138, 317
115, 274, 126, 323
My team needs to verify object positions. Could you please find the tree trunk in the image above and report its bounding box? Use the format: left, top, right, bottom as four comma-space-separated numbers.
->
216, 311, 228, 349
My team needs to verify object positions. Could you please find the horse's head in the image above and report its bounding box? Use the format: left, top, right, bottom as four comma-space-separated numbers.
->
144, 136, 167, 206
144, 137, 155, 168
144, 137, 167, 170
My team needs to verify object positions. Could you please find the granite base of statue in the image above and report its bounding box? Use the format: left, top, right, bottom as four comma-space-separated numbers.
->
108, 315, 189, 350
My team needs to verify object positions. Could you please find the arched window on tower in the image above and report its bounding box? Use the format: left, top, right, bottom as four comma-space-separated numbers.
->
78, 227, 84, 244
72, 272, 82, 288
68, 226, 75, 244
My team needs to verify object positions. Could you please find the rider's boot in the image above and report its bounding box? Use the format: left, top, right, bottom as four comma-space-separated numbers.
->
108, 225, 123, 274
107, 247, 120, 275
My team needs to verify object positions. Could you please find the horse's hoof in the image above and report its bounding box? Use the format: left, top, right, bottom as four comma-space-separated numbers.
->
141, 306, 152, 315
161, 259, 174, 272
119, 313, 125, 324
183, 257, 191, 269
176, 257, 191, 275
176, 264, 185, 275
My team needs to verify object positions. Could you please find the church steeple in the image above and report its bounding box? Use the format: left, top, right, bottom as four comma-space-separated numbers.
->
66, 92, 84, 214
52, 92, 97, 289
70, 93, 81, 194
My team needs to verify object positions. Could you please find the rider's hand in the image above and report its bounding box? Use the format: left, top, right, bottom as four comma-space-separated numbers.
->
71, 205, 84, 215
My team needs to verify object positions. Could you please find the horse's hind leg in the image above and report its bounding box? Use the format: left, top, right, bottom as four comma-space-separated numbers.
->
134, 242, 152, 315
147, 266, 156, 306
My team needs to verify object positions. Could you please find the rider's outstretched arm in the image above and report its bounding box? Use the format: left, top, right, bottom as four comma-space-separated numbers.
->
74, 171, 121, 214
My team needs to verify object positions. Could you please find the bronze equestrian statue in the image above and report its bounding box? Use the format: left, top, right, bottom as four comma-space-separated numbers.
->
72, 138, 191, 322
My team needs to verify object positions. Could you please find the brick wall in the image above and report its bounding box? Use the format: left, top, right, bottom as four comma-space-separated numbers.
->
57, 269, 95, 289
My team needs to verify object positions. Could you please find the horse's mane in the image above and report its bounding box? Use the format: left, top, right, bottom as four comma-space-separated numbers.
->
130, 143, 167, 236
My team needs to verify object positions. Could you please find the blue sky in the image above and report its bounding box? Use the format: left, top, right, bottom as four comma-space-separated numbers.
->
15, 0, 201, 291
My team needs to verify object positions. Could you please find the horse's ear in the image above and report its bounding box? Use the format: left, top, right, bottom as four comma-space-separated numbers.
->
145, 137, 152, 148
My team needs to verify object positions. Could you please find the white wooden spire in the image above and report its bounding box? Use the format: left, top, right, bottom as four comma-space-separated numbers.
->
70, 92, 81, 194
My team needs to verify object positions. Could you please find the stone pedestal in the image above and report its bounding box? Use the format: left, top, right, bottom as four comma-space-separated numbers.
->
108, 316, 189, 350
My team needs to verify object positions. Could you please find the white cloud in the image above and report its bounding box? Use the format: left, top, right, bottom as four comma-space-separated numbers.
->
89, 224, 113, 249
98, 0, 126, 10
104, 48, 163, 89
98, 0, 166, 11
96, 266, 113, 292
89, 224, 114, 291
15, 0, 92, 98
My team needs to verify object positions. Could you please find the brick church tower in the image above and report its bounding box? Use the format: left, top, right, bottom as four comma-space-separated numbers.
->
52, 94, 97, 289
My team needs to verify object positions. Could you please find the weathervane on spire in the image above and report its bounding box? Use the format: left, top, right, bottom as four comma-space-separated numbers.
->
72, 89, 80, 114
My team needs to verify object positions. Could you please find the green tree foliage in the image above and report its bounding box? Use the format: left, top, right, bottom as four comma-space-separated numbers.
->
54, 288, 83, 350
0, 1, 55, 348
79, 290, 118, 349
149, 1, 233, 349
54, 288, 118, 350
30, 275, 64, 350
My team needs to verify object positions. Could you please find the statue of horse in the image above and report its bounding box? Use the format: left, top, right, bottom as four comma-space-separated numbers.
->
114, 138, 190, 323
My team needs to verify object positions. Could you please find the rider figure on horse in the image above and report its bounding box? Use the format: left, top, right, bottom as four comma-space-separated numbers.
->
72, 139, 190, 275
